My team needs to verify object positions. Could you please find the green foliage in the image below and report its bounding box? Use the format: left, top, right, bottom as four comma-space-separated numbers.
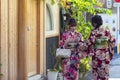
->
52, 0, 111, 39
50, 45, 62, 72
72, 0, 110, 39
0, 64, 3, 77
79, 57, 91, 72
79, 57, 92, 80
51, 0, 55, 5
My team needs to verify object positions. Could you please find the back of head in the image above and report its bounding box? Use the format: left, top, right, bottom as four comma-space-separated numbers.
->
68, 18, 77, 27
91, 15, 103, 29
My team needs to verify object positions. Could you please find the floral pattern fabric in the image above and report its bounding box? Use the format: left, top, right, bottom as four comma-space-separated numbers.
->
85, 27, 116, 80
59, 30, 82, 80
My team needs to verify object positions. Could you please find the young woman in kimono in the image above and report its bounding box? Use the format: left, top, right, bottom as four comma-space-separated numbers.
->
80, 15, 116, 80
59, 18, 83, 80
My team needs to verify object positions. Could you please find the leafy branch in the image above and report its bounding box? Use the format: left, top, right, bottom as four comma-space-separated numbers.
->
50, 45, 62, 72
51, 0, 111, 39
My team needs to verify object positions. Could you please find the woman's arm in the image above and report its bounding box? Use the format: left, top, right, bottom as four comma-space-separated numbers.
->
105, 29, 116, 60
59, 33, 67, 48
76, 31, 95, 59
84, 31, 96, 57
108, 35, 116, 60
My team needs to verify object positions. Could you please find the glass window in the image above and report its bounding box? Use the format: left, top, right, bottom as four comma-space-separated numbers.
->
46, 4, 53, 31
45, 3, 59, 37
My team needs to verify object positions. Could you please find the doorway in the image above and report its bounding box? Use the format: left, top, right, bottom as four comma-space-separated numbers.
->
18, 0, 45, 79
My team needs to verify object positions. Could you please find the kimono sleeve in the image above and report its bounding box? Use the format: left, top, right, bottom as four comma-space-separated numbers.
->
59, 32, 67, 48
85, 31, 96, 56
78, 32, 95, 58
105, 30, 116, 60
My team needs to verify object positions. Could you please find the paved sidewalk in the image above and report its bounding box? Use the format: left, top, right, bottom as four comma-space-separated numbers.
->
109, 53, 120, 79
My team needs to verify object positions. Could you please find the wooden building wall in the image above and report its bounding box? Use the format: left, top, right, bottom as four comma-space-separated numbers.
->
0, 0, 18, 80
0, 0, 46, 80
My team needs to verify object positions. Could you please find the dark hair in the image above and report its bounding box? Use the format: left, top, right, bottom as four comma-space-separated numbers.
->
68, 18, 77, 27
91, 15, 103, 29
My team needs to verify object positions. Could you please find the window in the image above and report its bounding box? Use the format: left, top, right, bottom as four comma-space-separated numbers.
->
45, 3, 59, 37
46, 4, 54, 31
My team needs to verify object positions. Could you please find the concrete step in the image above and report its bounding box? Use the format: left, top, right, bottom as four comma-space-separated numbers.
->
28, 75, 47, 80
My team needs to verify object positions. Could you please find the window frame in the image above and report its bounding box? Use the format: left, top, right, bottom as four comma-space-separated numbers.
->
45, 3, 59, 37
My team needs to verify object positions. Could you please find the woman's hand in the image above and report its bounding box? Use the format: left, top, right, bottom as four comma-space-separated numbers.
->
79, 42, 88, 51
65, 38, 75, 45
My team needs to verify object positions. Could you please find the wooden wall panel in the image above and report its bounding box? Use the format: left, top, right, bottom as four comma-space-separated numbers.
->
39, 0, 46, 75
18, 0, 40, 79
8, 0, 18, 80
0, 0, 46, 79
0, 0, 9, 80
36, 0, 46, 75
26, 0, 37, 76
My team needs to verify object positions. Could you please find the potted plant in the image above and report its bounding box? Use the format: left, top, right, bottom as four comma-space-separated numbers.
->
47, 69, 58, 80
54, 57, 63, 80
47, 45, 62, 80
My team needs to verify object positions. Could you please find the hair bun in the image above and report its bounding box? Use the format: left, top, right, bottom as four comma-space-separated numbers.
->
68, 18, 77, 26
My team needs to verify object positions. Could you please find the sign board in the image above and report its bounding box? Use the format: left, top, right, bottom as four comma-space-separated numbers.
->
115, 0, 120, 2
107, 0, 112, 8
113, 3, 120, 7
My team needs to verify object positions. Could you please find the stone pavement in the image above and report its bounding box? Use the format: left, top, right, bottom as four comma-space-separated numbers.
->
109, 53, 120, 79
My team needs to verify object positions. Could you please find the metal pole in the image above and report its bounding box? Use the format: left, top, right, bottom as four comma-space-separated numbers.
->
117, 6, 120, 54
117, 6, 119, 30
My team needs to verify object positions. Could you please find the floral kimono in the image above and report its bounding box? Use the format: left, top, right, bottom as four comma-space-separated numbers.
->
85, 27, 116, 80
59, 30, 82, 80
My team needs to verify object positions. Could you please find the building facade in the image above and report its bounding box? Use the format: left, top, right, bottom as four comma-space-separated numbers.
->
0, 0, 60, 80
0, 0, 120, 80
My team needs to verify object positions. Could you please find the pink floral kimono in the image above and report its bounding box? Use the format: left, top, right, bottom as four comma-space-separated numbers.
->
85, 27, 116, 80
59, 30, 82, 80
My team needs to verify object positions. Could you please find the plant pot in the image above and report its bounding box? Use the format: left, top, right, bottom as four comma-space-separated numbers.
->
47, 69, 58, 80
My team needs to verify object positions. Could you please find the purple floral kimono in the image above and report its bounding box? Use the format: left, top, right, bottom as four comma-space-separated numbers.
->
85, 27, 116, 80
59, 30, 82, 80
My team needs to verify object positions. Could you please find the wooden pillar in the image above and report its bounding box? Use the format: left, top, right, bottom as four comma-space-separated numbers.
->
0, 0, 9, 80
39, 0, 46, 75
18, 0, 28, 80
37, 0, 40, 74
